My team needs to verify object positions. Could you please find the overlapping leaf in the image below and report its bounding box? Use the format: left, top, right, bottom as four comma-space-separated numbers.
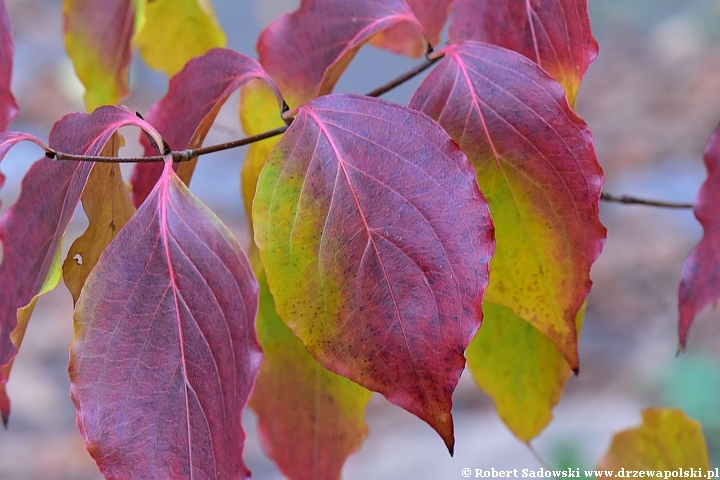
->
71, 159, 261, 479
597, 408, 710, 470
62, 133, 135, 304
239, 80, 286, 226
0, 106, 162, 424
253, 93, 494, 452
448, 0, 597, 106
257, 0, 425, 107
679, 123, 720, 349
249, 248, 371, 480
369, 0, 452, 57
0, 0, 17, 131
133, 0, 226, 77
411, 42, 605, 370
63, 0, 135, 110
131, 48, 283, 207
466, 302, 581, 441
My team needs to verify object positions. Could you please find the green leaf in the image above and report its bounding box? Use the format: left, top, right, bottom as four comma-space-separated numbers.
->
249, 248, 371, 480
63, 0, 135, 110
466, 302, 577, 441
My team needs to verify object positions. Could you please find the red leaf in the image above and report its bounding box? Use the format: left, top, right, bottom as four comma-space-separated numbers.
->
0, 0, 18, 131
70, 161, 262, 479
249, 251, 371, 480
410, 42, 605, 369
253, 93, 494, 453
0, 106, 162, 425
370, 0, 452, 57
448, 0, 597, 106
131, 48, 283, 207
679, 123, 720, 349
257, 0, 425, 106
63, 0, 135, 110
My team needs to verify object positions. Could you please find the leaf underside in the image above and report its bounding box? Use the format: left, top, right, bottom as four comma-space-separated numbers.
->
369, 0, 450, 57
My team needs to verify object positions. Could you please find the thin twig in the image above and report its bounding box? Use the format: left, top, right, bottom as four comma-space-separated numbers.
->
365, 54, 443, 98
600, 192, 693, 209
48, 54, 444, 164
47, 125, 290, 164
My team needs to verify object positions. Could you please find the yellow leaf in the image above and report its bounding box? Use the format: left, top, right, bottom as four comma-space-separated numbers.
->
240, 79, 285, 227
63, 0, 135, 110
248, 246, 371, 479
62, 133, 135, 304
134, 0, 226, 76
598, 408, 710, 471
466, 302, 580, 441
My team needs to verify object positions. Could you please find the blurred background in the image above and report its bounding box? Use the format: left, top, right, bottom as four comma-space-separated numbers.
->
2, 0, 720, 478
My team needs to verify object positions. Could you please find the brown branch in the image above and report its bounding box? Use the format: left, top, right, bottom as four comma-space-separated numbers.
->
600, 192, 693, 209
47, 125, 290, 164
47, 54, 444, 164
365, 54, 443, 98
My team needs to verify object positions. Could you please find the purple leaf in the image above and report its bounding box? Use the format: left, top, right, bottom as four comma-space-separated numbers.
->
131, 48, 283, 207
253, 93, 494, 453
0, 106, 162, 424
71, 161, 262, 479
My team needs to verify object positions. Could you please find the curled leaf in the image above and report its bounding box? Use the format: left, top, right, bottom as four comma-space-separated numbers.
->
257, 0, 425, 106
370, 0, 452, 57
62, 133, 135, 304
131, 48, 283, 207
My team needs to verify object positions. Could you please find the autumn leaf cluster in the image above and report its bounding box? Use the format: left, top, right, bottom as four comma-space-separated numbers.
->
0, 0, 719, 477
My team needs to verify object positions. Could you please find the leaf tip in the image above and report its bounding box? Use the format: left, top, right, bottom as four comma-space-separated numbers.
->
573, 367, 579, 376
